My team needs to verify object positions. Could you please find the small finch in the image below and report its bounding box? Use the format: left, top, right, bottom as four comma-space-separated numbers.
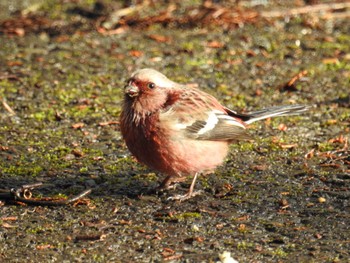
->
120, 68, 309, 200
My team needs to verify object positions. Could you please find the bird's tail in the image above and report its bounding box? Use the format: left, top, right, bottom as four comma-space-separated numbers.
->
225, 105, 310, 124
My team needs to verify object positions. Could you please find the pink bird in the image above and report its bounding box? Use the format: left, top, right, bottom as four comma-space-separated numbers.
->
120, 68, 309, 200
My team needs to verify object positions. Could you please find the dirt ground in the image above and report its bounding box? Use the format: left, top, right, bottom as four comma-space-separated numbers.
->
0, 1, 349, 262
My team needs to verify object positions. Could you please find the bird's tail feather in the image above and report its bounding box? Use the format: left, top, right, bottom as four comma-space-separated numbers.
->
225, 105, 310, 124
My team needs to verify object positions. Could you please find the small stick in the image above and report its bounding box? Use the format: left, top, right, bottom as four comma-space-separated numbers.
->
261, 2, 350, 18
0, 183, 92, 206
280, 70, 308, 91
14, 189, 92, 206
1, 98, 16, 115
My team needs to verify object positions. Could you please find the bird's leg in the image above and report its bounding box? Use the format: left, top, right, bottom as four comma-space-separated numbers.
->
188, 172, 199, 197
157, 174, 186, 190
167, 173, 202, 201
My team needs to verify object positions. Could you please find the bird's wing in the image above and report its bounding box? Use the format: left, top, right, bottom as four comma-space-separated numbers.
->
160, 88, 251, 141
183, 110, 252, 141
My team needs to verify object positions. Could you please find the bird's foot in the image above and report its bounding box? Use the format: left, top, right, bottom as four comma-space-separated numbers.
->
167, 190, 203, 202
157, 182, 180, 191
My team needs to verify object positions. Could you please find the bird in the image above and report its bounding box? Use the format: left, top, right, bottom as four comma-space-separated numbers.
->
120, 68, 309, 201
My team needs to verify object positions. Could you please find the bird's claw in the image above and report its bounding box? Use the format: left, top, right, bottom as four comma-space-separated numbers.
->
167, 190, 203, 202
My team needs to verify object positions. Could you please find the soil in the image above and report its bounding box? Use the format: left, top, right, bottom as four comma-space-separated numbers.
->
0, 1, 349, 262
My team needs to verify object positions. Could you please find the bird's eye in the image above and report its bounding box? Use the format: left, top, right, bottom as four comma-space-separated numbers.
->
147, 82, 155, 89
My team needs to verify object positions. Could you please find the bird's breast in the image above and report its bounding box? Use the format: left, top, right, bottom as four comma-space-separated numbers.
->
121, 111, 229, 176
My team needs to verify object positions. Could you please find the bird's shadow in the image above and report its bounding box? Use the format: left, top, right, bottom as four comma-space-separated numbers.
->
0, 174, 176, 203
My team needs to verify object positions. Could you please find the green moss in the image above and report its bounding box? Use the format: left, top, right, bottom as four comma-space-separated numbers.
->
271, 247, 288, 258
324, 60, 350, 71
186, 57, 210, 67
1, 164, 43, 177
173, 212, 202, 221
230, 141, 255, 152
92, 254, 105, 262
79, 167, 89, 173
31, 111, 47, 121
237, 241, 255, 250
319, 41, 350, 52
133, 172, 158, 182
317, 142, 335, 152
181, 41, 196, 52
26, 226, 46, 234
330, 255, 341, 263
339, 110, 350, 121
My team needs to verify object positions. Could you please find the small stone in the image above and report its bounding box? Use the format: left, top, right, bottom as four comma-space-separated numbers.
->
192, 224, 200, 232
280, 199, 289, 207
63, 153, 75, 161
218, 251, 239, 263
318, 197, 326, 203
85, 179, 96, 187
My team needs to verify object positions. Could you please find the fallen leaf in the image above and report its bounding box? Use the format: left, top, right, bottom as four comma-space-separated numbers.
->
305, 149, 315, 159
251, 164, 267, 171
238, 224, 246, 231
99, 121, 119, 126
72, 122, 85, 129
14, 28, 25, 36
98, 26, 128, 35
322, 58, 339, 64
2, 222, 17, 228
207, 40, 224, 48
148, 34, 171, 43
7, 61, 23, 67
246, 49, 256, 56
278, 123, 288, 131
328, 135, 345, 143
315, 233, 322, 239
36, 244, 54, 250
118, 219, 132, 225
326, 119, 337, 125
1, 216, 17, 221
280, 143, 298, 149
72, 149, 84, 157
129, 50, 143, 57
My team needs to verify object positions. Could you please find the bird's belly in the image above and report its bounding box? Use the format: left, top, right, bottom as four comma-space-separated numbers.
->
167, 139, 229, 175
128, 134, 229, 176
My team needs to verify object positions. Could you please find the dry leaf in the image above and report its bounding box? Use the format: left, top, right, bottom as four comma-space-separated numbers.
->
72, 122, 85, 129
278, 123, 288, 131
129, 50, 143, 57
36, 244, 54, 250
2, 222, 17, 228
322, 58, 339, 64
148, 34, 171, 43
207, 40, 224, 48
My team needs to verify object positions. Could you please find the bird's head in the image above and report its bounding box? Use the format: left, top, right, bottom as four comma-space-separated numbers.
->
123, 68, 178, 114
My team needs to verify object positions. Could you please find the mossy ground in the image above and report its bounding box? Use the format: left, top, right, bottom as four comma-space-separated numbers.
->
0, 1, 349, 262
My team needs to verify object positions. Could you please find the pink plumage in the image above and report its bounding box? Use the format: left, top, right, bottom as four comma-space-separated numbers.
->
120, 68, 309, 200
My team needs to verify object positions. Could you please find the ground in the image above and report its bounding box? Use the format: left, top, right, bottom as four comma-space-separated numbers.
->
0, 1, 349, 262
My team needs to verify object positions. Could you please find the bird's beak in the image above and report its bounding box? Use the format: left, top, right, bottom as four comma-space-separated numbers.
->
124, 85, 139, 97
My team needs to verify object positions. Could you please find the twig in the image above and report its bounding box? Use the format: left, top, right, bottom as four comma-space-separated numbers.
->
0, 183, 92, 206
19, 189, 92, 206
1, 97, 16, 115
280, 70, 308, 91
320, 11, 350, 19
75, 234, 106, 242
0, 74, 18, 80
261, 2, 350, 18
